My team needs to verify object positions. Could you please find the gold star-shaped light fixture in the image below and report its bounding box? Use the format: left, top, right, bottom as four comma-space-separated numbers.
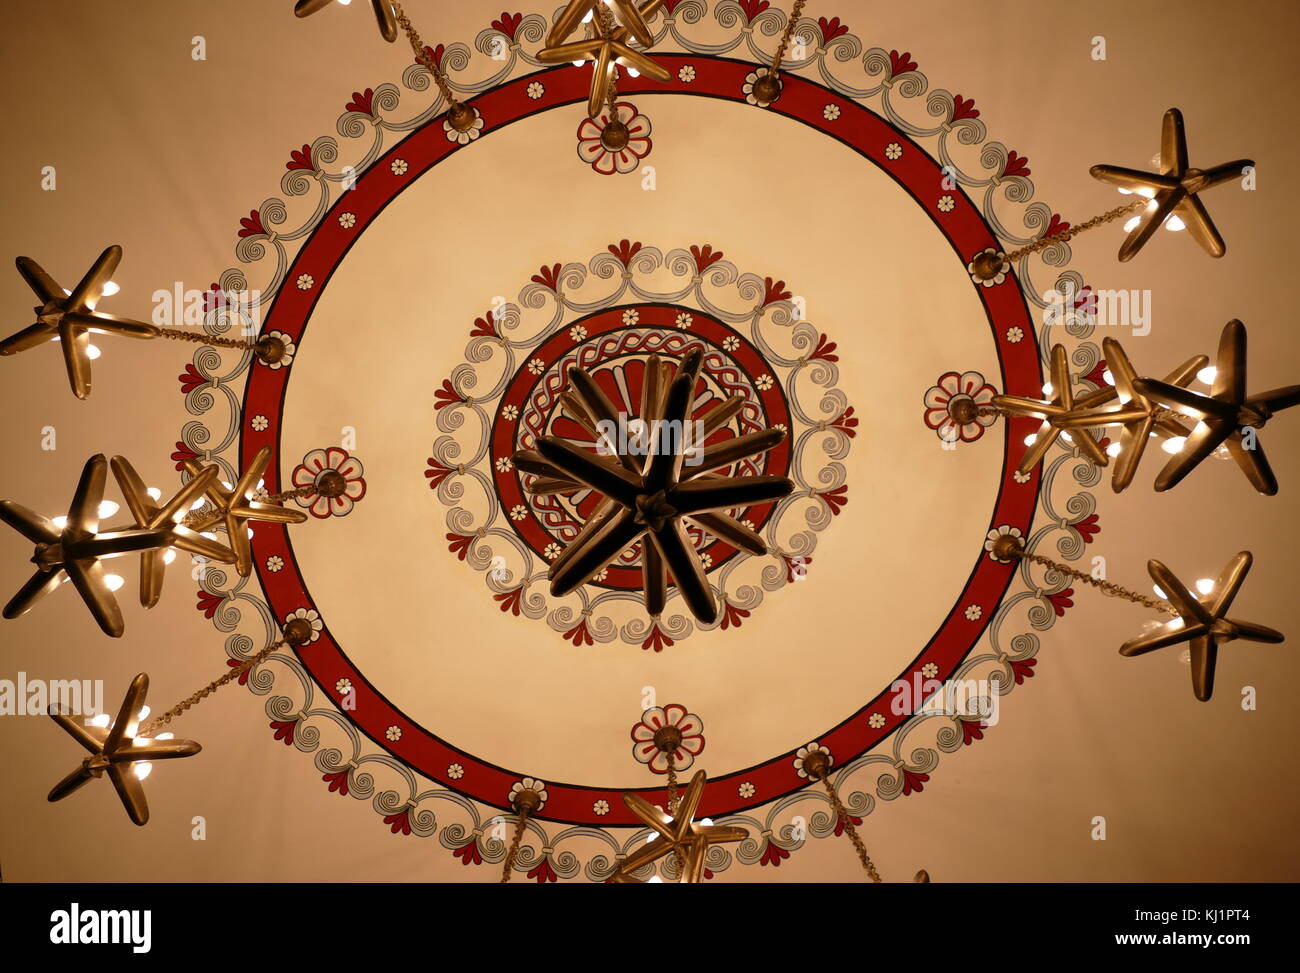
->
513, 348, 791, 625
539, 0, 670, 119
1090, 108, 1253, 262
1121, 552, 1283, 701
1133, 320, 1300, 495
1, 455, 174, 637
183, 446, 308, 578
1056, 338, 1207, 493
992, 344, 1110, 475
48, 673, 201, 826
110, 457, 236, 608
2, 246, 159, 399
613, 769, 747, 882
294, 0, 397, 42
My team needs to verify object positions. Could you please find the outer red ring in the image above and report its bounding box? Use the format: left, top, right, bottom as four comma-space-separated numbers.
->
239, 56, 1043, 826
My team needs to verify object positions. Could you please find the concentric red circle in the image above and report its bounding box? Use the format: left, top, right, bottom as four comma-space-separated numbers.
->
239, 56, 1042, 825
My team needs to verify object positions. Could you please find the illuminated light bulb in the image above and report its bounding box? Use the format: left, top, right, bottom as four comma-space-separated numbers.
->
700, 818, 713, 826
1123, 216, 1141, 232
1023, 433, 1038, 447
1042, 382, 1053, 396
1197, 366, 1217, 385
1117, 187, 1132, 195
337, 0, 352, 6
146, 487, 162, 501
627, 67, 640, 77
86, 344, 101, 360
1195, 578, 1215, 595
573, 60, 585, 67
133, 763, 153, 781
98, 500, 119, 519
1192, 421, 1211, 435
104, 574, 125, 592
90, 713, 111, 728
1153, 584, 1168, 599
1162, 436, 1187, 454
221, 481, 233, 490
648, 875, 663, 883
1117, 390, 1132, 405
139, 706, 149, 719
1136, 187, 1156, 198
163, 549, 177, 565
157, 732, 174, 740
190, 498, 207, 510
582, 9, 593, 22
1102, 369, 1114, 386
1060, 431, 1074, 444
1164, 215, 1186, 231
1107, 441, 1123, 458
247, 527, 254, 539
101, 281, 120, 297
200, 531, 217, 541
52, 515, 68, 529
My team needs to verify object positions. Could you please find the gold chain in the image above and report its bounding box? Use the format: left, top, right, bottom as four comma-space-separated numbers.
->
392, 1, 461, 110
138, 639, 285, 737
158, 327, 261, 351
500, 809, 529, 883
664, 751, 686, 876
1013, 549, 1177, 615
770, 0, 809, 76
179, 485, 313, 530
594, 2, 619, 112
813, 769, 881, 882
1002, 197, 1149, 264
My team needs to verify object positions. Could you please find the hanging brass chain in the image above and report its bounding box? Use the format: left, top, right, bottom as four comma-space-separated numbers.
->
158, 327, 262, 351
812, 767, 881, 882
664, 751, 686, 876
138, 639, 286, 737
594, 0, 621, 114
1001, 196, 1149, 264
1012, 548, 1178, 615
392, 1, 462, 111
770, 0, 809, 76
178, 485, 314, 530
500, 810, 529, 883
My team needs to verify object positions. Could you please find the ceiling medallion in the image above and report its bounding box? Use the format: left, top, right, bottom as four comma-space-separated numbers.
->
454, 265, 834, 650
186, 13, 1065, 877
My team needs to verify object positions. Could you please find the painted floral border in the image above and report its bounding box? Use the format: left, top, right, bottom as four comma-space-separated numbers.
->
175, 2, 1104, 879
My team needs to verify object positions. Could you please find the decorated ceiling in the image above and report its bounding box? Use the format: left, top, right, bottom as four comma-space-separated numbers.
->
1, 0, 1297, 882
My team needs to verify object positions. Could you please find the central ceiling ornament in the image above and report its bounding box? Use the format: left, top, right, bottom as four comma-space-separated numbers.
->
515, 346, 794, 625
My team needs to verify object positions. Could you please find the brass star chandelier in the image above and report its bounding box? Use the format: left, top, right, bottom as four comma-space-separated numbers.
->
514, 347, 793, 625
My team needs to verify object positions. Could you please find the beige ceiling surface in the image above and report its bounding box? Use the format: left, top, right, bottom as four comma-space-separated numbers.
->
1, 0, 1298, 882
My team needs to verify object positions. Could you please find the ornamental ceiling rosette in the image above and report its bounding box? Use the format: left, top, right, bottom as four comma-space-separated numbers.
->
168, 2, 1113, 881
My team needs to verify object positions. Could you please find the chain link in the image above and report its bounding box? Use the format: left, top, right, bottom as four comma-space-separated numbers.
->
178, 485, 314, 530
501, 809, 530, 883
1015, 549, 1178, 615
158, 327, 261, 351
770, 0, 809, 75
1001, 196, 1149, 265
813, 770, 882, 882
664, 751, 686, 876
139, 639, 286, 737
392, 1, 461, 111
